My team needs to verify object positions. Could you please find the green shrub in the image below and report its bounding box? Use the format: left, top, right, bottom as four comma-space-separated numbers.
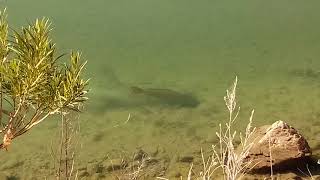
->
0, 9, 89, 150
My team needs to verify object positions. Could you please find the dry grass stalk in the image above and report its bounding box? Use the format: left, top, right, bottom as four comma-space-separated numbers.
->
51, 112, 81, 180
187, 163, 193, 180
167, 77, 256, 180
125, 159, 145, 180
212, 76, 256, 180
108, 153, 148, 180
194, 148, 219, 180
297, 164, 315, 180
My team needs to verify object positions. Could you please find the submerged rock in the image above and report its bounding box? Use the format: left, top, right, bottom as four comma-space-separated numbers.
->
244, 120, 312, 172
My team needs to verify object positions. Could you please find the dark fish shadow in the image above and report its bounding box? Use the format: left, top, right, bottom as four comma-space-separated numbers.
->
129, 86, 200, 108
91, 66, 200, 112
88, 87, 200, 113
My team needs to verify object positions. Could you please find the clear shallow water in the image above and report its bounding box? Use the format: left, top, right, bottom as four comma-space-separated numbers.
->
1, 0, 320, 178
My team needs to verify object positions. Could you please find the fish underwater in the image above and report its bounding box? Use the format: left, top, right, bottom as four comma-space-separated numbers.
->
92, 67, 200, 110
130, 86, 200, 108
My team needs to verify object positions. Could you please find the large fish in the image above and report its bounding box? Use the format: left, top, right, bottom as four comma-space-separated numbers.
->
130, 86, 200, 108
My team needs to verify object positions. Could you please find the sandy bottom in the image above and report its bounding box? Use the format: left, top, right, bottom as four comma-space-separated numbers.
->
0, 72, 320, 179
1, 1, 320, 178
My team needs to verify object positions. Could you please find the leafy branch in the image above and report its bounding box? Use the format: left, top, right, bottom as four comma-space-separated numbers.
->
0, 9, 89, 150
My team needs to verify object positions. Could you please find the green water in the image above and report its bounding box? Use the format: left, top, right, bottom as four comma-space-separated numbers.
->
1, 0, 320, 178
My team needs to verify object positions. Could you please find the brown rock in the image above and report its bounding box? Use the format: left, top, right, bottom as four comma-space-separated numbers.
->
244, 120, 312, 171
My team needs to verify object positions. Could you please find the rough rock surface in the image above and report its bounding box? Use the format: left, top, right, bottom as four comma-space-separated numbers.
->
244, 120, 312, 171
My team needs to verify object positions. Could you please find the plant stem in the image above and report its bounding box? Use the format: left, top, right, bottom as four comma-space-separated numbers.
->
64, 113, 68, 179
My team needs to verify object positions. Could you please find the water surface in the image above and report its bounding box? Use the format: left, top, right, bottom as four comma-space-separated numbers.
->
1, 0, 320, 178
